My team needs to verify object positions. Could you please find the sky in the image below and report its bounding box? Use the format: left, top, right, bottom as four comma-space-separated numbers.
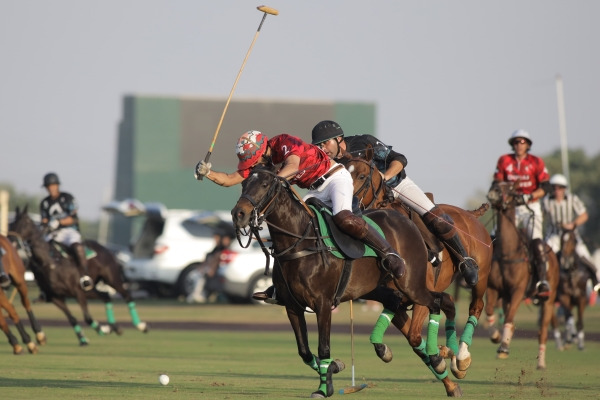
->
1, 1, 599, 220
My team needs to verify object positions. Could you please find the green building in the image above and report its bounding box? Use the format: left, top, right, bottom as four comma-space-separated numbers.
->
109, 95, 375, 246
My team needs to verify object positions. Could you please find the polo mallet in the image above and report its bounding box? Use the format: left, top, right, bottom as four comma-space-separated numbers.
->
198, 5, 279, 179
339, 300, 368, 394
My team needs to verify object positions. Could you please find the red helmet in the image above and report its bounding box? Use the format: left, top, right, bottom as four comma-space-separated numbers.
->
236, 130, 268, 170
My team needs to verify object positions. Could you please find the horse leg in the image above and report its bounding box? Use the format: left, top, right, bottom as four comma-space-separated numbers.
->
456, 281, 486, 372
537, 294, 555, 369
0, 291, 37, 353
104, 267, 148, 333
313, 301, 345, 398
395, 306, 462, 397
0, 314, 23, 354
13, 278, 46, 345
496, 290, 523, 359
484, 286, 501, 344
550, 308, 564, 351
576, 299, 585, 351
93, 290, 122, 335
51, 297, 89, 346
285, 306, 318, 372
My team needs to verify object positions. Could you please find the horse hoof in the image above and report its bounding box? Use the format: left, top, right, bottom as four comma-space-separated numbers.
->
490, 331, 501, 344
36, 332, 47, 345
13, 345, 24, 355
373, 343, 393, 363
536, 364, 546, 370
438, 346, 454, 359
79, 341, 89, 347
496, 351, 509, 359
447, 383, 463, 397
27, 342, 38, 354
137, 322, 149, 333
330, 359, 345, 373
429, 354, 446, 374
456, 356, 471, 371
310, 391, 326, 399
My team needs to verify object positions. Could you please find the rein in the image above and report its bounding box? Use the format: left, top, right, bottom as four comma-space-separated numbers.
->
351, 158, 386, 210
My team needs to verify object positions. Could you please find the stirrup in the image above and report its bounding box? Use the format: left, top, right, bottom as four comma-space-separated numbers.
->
383, 253, 406, 279
80, 276, 94, 291
535, 280, 551, 298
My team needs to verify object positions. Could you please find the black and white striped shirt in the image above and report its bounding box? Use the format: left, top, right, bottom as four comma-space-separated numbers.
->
541, 192, 587, 236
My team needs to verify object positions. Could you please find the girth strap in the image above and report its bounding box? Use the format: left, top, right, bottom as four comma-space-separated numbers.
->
333, 259, 354, 308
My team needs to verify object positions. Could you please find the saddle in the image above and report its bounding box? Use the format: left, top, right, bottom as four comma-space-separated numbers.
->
306, 197, 378, 260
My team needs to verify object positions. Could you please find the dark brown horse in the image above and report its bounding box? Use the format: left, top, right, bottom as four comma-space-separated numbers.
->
231, 165, 461, 397
10, 206, 148, 346
0, 234, 43, 354
485, 181, 559, 369
551, 229, 596, 351
344, 157, 492, 379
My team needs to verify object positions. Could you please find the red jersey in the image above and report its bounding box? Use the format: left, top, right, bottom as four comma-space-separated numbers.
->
493, 153, 550, 195
238, 134, 331, 188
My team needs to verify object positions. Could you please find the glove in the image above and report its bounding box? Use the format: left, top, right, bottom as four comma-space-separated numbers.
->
48, 219, 60, 230
515, 193, 531, 205
194, 160, 212, 180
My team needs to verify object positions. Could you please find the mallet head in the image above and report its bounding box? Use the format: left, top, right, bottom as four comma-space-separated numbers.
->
257, 5, 279, 15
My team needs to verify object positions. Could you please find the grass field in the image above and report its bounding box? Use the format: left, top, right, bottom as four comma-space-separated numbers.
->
1, 290, 599, 399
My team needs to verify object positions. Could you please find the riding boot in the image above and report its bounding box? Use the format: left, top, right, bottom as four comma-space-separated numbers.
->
333, 210, 406, 279
531, 239, 551, 299
0, 247, 10, 289
252, 285, 282, 305
422, 206, 479, 287
71, 243, 94, 291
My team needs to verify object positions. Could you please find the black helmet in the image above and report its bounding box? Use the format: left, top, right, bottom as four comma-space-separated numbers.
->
311, 120, 343, 145
42, 172, 60, 187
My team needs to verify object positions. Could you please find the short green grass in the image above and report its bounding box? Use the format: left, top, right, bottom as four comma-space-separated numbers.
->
1, 291, 599, 399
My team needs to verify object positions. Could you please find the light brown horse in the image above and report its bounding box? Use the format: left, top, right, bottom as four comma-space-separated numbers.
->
231, 165, 462, 397
343, 157, 492, 380
485, 181, 559, 369
0, 234, 44, 354
551, 229, 597, 351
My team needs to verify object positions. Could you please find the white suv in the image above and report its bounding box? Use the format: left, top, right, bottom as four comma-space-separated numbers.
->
104, 200, 230, 298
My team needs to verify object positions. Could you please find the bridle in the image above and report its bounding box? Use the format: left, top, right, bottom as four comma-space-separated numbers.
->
487, 182, 530, 264
348, 158, 387, 210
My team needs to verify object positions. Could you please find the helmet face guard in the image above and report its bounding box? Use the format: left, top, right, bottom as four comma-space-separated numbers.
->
42, 172, 60, 187
311, 120, 344, 145
236, 130, 268, 170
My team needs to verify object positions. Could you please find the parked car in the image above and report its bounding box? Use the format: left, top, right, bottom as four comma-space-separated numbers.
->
220, 236, 274, 304
104, 199, 230, 298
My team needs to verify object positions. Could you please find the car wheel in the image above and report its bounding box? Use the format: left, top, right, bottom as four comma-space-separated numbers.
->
176, 263, 203, 298
248, 274, 272, 305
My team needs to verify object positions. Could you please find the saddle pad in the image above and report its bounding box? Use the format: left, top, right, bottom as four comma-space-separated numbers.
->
309, 205, 381, 259
51, 242, 97, 260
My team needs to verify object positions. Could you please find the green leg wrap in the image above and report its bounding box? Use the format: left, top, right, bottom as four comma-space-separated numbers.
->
105, 302, 116, 324
413, 339, 448, 380
304, 354, 319, 373
459, 315, 478, 347
369, 308, 395, 344
318, 358, 332, 396
128, 301, 141, 326
445, 319, 459, 355
426, 313, 441, 356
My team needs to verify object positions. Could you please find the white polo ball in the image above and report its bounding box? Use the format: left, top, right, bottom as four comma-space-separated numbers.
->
159, 374, 170, 385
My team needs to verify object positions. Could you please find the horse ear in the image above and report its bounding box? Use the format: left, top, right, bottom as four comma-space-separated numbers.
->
15, 205, 20, 217
364, 144, 374, 162
23, 204, 29, 214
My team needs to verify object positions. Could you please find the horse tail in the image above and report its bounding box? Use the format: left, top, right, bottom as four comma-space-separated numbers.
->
469, 203, 490, 218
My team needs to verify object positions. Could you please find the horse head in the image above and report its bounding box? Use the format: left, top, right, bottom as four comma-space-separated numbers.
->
9, 205, 40, 242
231, 164, 288, 231
487, 181, 520, 211
559, 229, 577, 271
341, 157, 391, 210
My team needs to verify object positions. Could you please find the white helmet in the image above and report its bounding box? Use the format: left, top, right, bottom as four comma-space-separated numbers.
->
549, 174, 568, 187
508, 129, 532, 146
